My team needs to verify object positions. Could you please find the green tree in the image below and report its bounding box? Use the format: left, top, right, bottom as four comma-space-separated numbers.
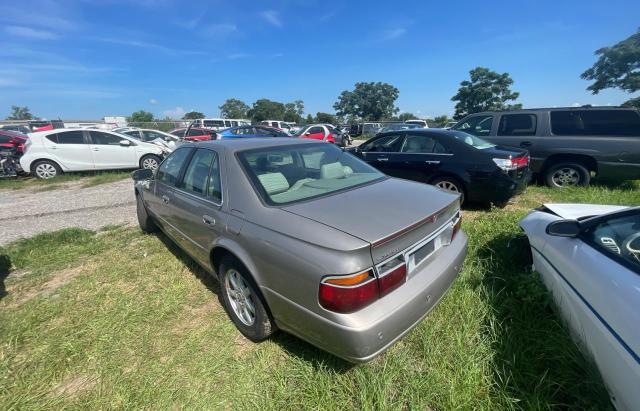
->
621, 96, 640, 108
293, 100, 304, 117
430, 115, 452, 128
128, 110, 154, 123
451, 67, 521, 119
305, 114, 314, 124
7, 105, 34, 120
182, 111, 205, 120
219, 98, 250, 119
397, 112, 418, 122
247, 99, 286, 122
334, 82, 400, 121
581, 28, 640, 95
315, 112, 336, 124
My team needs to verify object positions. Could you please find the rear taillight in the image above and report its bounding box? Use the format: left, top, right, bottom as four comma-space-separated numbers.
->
493, 155, 529, 172
319, 270, 378, 313
452, 214, 462, 240
378, 261, 407, 297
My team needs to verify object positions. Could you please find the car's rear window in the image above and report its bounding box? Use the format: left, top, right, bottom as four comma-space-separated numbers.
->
551, 110, 640, 136
238, 143, 384, 205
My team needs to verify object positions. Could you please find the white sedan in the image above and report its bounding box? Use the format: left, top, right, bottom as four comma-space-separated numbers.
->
520, 204, 640, 411
20, 128, 165, 179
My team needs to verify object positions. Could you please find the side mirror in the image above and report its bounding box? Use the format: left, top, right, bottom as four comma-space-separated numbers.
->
132, 168, 153, 181
120, 140, 131, 146
304, 132, 311, 136
546, 220, 580, 237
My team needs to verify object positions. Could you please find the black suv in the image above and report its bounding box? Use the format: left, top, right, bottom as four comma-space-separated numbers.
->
452, 107, 640, 187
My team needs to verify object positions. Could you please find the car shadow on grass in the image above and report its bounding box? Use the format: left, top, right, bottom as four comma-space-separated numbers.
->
0, 252, 10, 300
478, 232, 613, 409
153, 231, 355, 372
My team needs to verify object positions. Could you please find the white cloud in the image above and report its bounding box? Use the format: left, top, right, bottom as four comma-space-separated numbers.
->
163, 107, 186, 119
571, 102, 581, 107
94, 37, 207, 56
149, 98, 159, 105
382, 27, 407, 40
202, 23, 238, 37
260, 10, 282, 27
4, 25, 59, 40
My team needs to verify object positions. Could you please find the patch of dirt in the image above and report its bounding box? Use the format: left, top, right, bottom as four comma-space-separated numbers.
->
49, 374, 97, 398
6, 269, 31, 281
171, 302, 219, 335
233, 334, 253, 357
5, 262, 97, 308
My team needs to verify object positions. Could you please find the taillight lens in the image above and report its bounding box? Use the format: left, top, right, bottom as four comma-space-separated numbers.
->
378, 262, 407, 297
493, 155, 529, 172
319, 270, 378, 313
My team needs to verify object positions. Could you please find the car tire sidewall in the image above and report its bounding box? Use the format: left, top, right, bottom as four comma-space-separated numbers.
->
136, 194, 157, 233
32, 160, 61, 179
545, 163, 590, 188
140, 155, 161, 171
219, 256, 274, 342
431, 176, 465, 204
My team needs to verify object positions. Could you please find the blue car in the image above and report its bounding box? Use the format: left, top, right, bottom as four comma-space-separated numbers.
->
219, 125, 290, 139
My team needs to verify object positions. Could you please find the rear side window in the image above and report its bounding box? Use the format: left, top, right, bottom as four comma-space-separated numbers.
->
498, 114, 537, 136
308, 126, 324, 134
90, 131, 122, 145
188, 128, 205, 136
56, 131, 85, 144
401, 135, 439, 153
180, 149, 216, 197
157, 148, 192, 186
551, 110, 640, 136
453, 115, 493, 136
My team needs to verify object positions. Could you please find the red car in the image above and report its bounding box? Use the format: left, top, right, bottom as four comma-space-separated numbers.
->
0, 130, 28, 154
294, 124, 336, 143
169, 127, 216, 141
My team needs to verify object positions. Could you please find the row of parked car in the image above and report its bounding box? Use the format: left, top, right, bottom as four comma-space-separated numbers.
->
130, 132, 639, 410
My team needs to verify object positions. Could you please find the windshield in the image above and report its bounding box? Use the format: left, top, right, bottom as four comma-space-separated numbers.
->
238, 143, 385, 205
450, 131, 496, 149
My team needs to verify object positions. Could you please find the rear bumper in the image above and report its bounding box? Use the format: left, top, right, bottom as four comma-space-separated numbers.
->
468, 169, 530, 204
263, 231, 468, 363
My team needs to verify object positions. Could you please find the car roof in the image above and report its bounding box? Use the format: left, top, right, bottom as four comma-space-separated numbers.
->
465, 106, 639, 115
190, 137, 318, 152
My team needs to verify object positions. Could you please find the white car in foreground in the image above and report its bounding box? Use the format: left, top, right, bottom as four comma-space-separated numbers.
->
520, 204, 640, 411
21, 129, 165, 179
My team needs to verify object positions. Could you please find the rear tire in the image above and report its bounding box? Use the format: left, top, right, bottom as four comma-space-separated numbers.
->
32, 160, 61, 179
219, 255, 275, 342
431, 176, 465, 204
136, 194, 157, 233
544, 163, 590, 188
140, 155, 161, 171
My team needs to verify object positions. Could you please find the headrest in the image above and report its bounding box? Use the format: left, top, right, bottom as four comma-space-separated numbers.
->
258, 172, 290, 195
320, 162, 345, 179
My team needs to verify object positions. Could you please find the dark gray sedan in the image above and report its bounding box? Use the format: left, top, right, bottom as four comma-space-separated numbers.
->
133, 138, 467, 362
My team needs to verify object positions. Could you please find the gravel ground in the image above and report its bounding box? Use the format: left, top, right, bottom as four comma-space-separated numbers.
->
0, 179, 136, 245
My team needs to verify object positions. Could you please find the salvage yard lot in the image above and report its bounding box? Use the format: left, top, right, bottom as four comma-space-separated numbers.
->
1, 181, 638, 409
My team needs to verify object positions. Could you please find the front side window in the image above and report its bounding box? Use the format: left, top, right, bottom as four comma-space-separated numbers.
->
360, 134, 403, 152
551, 110, 640, 136
124, 130, 142, 140
56, 131, 86, 144
180, 149, 215, 197
498, 114, 537, 136
453, 115, 493, 136
583, 211, 640, 273
238, 143, 384, 205
187, 128, 205, 137
171, 129, 186, 137
90, 131, 123, 145
143, 131, 167, 141
308, 126, 324, 135
157, 148, 192, 186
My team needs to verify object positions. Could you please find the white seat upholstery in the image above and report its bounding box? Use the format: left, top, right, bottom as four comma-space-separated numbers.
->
320, 162, 345, 179
258, 172, 290, 195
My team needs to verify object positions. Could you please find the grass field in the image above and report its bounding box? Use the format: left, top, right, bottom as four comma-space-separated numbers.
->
1, 181, 638, 409
0, 171, 131, 191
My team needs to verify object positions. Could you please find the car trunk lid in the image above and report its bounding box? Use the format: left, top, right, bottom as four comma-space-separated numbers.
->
282, 178, 461, 264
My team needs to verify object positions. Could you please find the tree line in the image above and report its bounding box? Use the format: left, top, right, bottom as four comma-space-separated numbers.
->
7, 28, 639, 126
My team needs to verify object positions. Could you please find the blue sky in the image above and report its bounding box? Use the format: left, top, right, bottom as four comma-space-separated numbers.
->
1, 0, 639, 120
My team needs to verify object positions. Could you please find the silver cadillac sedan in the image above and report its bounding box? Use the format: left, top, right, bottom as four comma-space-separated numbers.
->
132, 138, 467, 362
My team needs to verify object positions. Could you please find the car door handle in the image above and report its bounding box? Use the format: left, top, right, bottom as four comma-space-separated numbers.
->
520, 141, 532, 147
161, 195, 170, 204
202, 215, 216, 226
377, 157, 389, 162
425, 160, 441, 165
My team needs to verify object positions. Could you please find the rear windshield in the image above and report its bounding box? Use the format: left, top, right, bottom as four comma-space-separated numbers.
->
238, 143, 384, 205
551, 110, 640, 136
450, 131, 496, 149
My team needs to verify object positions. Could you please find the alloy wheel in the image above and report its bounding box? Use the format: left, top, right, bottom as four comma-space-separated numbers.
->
35, 163, 57, 179
551, 167, 580, 187
435, 180, 459, 193
224, 269, 256, 326
142, 157, 159, 170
